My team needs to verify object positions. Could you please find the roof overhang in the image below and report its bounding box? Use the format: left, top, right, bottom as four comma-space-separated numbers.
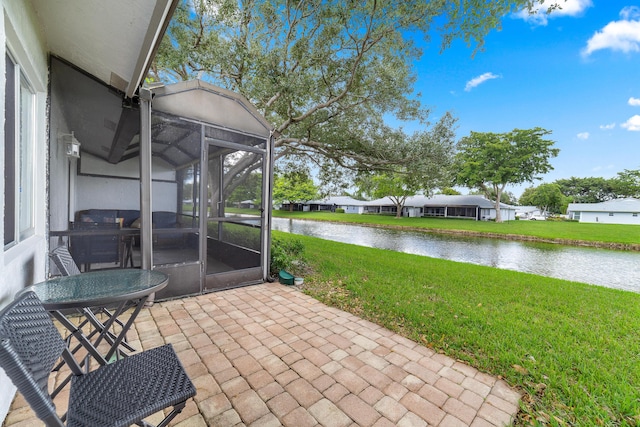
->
29, 0, 177, 98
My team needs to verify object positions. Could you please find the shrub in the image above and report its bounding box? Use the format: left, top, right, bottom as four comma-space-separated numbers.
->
335, 208, 345, 213
270, 235, 306, 276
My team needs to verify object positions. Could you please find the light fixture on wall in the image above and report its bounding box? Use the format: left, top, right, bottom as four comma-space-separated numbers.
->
61, 132, 81, 158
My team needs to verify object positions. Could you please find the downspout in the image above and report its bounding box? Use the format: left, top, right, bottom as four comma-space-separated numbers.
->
138, 87, 153, 270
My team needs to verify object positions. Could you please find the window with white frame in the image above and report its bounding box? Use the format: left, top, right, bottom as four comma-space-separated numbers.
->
4, 51, 36, 248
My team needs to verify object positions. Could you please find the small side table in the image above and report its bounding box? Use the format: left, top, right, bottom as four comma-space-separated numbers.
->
21, 269, 168, 396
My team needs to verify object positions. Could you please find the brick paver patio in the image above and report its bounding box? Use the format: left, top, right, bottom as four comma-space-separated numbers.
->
4, 283, 520, 426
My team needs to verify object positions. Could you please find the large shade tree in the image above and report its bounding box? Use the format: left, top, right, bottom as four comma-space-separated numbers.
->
356, 114, 457, 217
455, 128, 559, 222
612, 168, 640, 198
519, 183, 565, 214
150, 0, 558, 190
272, 170, 319, 211
554, 177, 618, 203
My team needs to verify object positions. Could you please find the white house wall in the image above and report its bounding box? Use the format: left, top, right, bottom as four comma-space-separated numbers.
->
578, 211, 640, 225
75, 154, 178, 214
1, 0, 49, 420
76, 176, 177, 213
341, 205, 361, 214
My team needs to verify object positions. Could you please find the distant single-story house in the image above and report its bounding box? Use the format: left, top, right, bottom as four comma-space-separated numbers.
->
280, 202, 307, 211
294, 195, 517, 220
360, 195, 516, 221
305, 196, 368, 214
567, 198, 640, 225
412, 195, 516, 221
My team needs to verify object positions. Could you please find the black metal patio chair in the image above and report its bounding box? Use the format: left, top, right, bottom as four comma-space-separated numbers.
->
48, 245, 136, 372
0, 291, 196, 427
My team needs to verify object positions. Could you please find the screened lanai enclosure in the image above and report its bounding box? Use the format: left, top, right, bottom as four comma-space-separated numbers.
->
49, 58, 274, 299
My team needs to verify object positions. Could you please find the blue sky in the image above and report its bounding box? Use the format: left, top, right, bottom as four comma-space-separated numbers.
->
409, 1, 640, 197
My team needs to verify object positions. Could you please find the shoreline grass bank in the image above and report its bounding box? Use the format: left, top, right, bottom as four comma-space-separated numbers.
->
272, 211, 640, 251
279, 232, 640, 426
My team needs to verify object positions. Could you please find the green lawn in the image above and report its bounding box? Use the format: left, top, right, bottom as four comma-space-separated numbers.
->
273, 210, 640, 248
280, 232, 640, 426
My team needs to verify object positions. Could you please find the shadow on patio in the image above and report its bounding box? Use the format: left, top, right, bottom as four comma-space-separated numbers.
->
4, 283, 520, 427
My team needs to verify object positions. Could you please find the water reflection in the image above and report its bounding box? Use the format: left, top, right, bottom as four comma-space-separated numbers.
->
272, 218, 640, 293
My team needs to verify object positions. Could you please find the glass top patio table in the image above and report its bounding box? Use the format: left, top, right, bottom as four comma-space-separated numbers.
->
22, 269, 168, 399
28, 269, 168, 310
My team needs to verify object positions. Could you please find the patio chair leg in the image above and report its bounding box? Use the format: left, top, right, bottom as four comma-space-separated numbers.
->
131, 401, 186, 427
156, 401, 187, 427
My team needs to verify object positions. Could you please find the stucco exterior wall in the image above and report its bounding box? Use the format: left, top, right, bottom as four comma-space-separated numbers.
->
340, 205, 364, 214
0, 0, 50, 421
578, 211, 640, 225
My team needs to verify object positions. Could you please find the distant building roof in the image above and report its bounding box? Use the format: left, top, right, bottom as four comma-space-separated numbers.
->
567, 197, 640, 213
306, 196, 368, 206
365, 195, 514, 210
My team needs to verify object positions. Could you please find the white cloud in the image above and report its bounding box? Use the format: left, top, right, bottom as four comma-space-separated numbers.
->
577, 132, 590, 140
600, 123, 616, 130
514, 0, 592, 26
621, 6, 640, 20
621, 115, 640, 131
464, 72, 500, 92
629, 97, 640, 106
582, 7, 640, 56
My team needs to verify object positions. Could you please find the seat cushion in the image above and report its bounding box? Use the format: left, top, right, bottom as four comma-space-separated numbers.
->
78, 209, 118, 224
67, 344, 196, 427
117, 210, 140, 228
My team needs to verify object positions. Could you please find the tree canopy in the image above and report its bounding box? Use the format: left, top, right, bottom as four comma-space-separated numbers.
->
355, 112, 457, 217
553, 168, 640, 204
520, 167, 640, 210
227, 172, 262, 206
613, 168, 640, 198
553, 177, 616, 203
150, 0, 556, 189
455, 127, 559, 222
272, 170, 319, 210
519, 183, 565, 213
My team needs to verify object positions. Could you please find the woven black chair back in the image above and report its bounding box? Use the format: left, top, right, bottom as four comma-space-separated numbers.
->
50, 246, 81, 276
0, 291, 196, 427
0, 291, 66, 426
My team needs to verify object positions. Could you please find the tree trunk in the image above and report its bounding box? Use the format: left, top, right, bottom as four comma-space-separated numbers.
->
395, 201, 404, 218
494, 185, 504, 223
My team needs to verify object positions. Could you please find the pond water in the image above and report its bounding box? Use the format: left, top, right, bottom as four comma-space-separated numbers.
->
272, 217, 640, 293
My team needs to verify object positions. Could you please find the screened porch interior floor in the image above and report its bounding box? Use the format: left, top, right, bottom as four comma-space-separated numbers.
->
82, 247, 234, 274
